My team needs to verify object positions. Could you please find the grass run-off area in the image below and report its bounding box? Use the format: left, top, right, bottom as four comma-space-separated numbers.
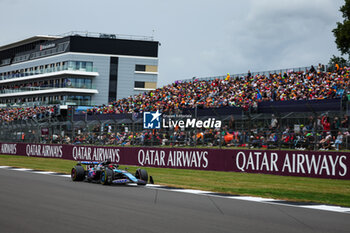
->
1, 154, 350, 207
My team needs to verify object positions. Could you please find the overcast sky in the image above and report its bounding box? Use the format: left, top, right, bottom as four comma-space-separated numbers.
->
0, 0, 345, 87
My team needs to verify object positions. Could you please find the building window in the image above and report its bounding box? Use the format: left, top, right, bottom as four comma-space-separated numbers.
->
108, 57, 118, 102
135, 65, 146, 72
134, 81, 145, 88
62, 77, 92, 88
67, 95, 91, 105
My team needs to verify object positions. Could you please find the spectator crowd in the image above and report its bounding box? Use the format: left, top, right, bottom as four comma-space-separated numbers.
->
0, 105, 59, 122
84, 65, 350, 114
0, 64, 349, 123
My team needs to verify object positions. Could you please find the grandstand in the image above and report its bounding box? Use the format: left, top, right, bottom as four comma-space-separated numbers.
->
0, 63, 349, 151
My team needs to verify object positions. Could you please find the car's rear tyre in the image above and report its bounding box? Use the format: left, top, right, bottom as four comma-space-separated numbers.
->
100, 168, 113, 185
71, 165, 85, 181
135, 168, 148, 185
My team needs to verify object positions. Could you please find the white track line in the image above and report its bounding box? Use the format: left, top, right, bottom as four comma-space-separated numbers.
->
229, 196, 277, 202
300, 205, 350, 213
146, 184, 162, 187
57, 174, 71, 178
31, 171, 56, 175
171, 189, 214, 194
11, 168, 33, 171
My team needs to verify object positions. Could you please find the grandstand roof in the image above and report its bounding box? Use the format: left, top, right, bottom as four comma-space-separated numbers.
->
0, 35, 61, 52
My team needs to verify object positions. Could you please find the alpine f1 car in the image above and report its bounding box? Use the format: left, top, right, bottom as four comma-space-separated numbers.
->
71, 160, 153, 185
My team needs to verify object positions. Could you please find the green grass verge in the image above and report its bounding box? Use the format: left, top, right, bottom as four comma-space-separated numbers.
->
1, 154, 350, 207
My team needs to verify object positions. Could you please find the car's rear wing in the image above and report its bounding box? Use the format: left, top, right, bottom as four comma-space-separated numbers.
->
78, 161, 100, 165
77, 161, 118, 165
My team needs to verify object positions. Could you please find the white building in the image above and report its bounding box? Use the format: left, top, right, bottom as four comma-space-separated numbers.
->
0, 32, 159, 106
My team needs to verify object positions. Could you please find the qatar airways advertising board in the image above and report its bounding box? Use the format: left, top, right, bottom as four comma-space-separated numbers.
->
0, 142, 349, 180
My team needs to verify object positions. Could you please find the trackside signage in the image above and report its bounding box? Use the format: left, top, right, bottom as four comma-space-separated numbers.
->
234, 151, 347, 177
0, 142, 349, 180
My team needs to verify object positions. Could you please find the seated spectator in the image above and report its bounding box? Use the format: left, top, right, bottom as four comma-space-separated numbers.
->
319, 132, 332, 150
334, 131, 343, 150
294, 132, 306, 150
251, 135, 262, 148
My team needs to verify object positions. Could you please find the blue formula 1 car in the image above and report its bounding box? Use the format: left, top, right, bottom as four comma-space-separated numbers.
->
71, 160, 153, 185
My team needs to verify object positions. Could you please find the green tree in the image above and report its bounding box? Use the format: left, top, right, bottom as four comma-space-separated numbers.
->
327, 55, 348, 71
333, 0, 350, 57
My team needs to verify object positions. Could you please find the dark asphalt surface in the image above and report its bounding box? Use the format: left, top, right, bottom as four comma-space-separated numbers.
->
0, 169, 349, 233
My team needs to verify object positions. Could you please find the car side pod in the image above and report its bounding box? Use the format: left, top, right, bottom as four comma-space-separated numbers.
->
112, 179, 130, 184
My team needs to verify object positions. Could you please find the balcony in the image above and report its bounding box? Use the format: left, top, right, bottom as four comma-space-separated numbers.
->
0, 85, 98, 98
0, 64, 99, 84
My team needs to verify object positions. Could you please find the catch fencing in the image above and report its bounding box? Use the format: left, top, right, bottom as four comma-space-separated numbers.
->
0, 99, 349, 152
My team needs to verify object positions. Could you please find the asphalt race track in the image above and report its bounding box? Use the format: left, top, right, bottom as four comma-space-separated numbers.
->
0, 168, 349, 233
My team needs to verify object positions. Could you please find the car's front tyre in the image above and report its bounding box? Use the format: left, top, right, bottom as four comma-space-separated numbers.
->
135, 168, 148, 185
